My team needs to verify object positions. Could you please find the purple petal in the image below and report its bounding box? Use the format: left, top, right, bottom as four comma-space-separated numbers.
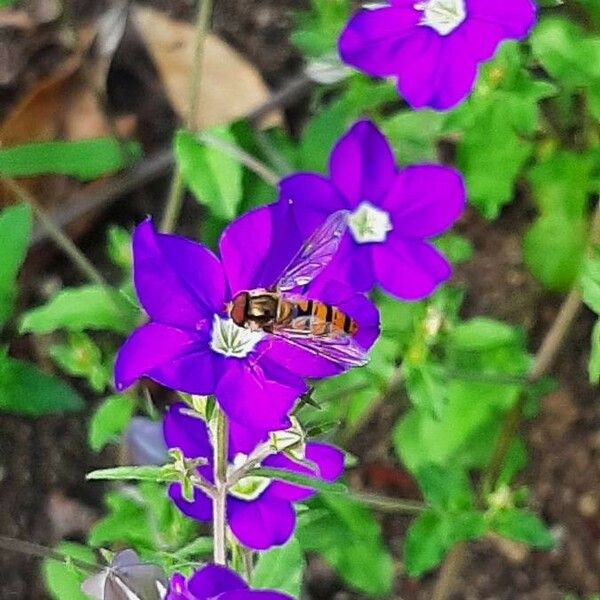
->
264, 442, 344, 502
393, 28, 478, 111
220, 204, 303, 294
187, 565, 247, 599
338, 7, 421, 78
168, 482, 212, 522
163, 403, 211, 459
373, 236, 452, 300
114, 323, 198, 391
227, 491, 296, 550
467, 0, 536, 39
216, 359, 304, 432
329, 120, 396, 207
457, 18, 509, 62
132, 219, 223, 328
382, 165, 465, 238
229, 421, 269, 458
278, 174, 346, 237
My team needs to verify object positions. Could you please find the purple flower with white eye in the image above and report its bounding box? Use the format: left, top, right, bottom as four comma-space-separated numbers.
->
338, 0, 536, 110
167, 564, 292, 600
278, 120, 465, 301
114, 207, 379, 433
164, 403, 344, 551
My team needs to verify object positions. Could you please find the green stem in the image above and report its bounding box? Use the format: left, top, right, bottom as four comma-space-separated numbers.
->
213, 407, 229, 566
160, 0, 214, 233
3, 178, 109, 288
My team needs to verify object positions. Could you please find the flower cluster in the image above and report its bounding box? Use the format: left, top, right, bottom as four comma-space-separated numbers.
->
339, 0, 536, 110
115, 119, 465, 561
165, 403, 344, 550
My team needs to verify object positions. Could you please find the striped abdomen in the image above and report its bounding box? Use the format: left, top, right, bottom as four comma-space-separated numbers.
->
279, 298, 358, 337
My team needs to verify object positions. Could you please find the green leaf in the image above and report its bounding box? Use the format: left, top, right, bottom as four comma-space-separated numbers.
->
175, 128, 243, 220
250, 467, 347, 496
491, 509, 555, 549
589, 320, 600, 384
20, 285, 138, 335
86, 465, 169, 482
448, 318, 520, 352
0, 355, 84, 416
297, 494, 394, 596
89, 395, 136, 452
415, 465, 474, 512
50, 333, 110, 393
381, 110, 446, 165
42, 542, 96, 600
88, 482, 196, 551
0, 203, 32, 326
530, 18, 600, 89
523, 214, 587, 292
0, 138, 141, 181
404, 510, 486, 577
252, 537, 304, 598
581, 250, 600, 314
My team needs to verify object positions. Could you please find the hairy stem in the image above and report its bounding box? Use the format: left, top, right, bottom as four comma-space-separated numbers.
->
161, 0, 213, 233
3, 178, 109, 288
432, 199, 600, 600
213, 407, 229, 566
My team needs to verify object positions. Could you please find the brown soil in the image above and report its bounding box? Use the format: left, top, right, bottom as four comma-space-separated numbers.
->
1, 2, 598, 599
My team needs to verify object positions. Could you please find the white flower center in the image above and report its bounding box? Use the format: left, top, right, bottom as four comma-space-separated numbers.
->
414, 0, 466, 36
209, 315, 264, 358
228, 453, 270, 501
348, 201, 393, 244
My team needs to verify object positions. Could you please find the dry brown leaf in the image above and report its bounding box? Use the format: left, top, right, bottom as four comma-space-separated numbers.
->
131, 5, 281, 129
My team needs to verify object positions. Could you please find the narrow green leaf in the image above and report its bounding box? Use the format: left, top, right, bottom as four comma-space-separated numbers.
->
86, 465, 169, 482
89, 395, 136, 452
0, 138, 141, 180
250, 466, 347, 495
0, 355, 84, 416
0, 203, 32, 326
20, 285, 138, 335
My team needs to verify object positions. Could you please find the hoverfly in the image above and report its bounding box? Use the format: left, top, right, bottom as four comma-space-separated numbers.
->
227, 210, 368, 368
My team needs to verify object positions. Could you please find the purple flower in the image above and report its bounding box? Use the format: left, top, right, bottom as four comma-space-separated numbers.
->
338, 0, 536, 110
278, 120, 465, 301
164, 403, 344, 550
167, 564, 291, 600
114, 208, 379, 432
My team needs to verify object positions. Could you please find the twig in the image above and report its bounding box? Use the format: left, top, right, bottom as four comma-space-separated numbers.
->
3, 178, 109, 288
431, 198, 600, 600
161, 0, 214, 234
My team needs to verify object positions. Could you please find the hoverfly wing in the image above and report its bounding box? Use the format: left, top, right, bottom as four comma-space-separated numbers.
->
271, 326, 369, 369
274, 210, 349, 292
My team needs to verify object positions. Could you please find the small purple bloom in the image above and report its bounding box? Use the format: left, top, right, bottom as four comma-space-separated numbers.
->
167, 564, 292, 600
114, 208, 379, 432
164, 403, 344, 551
338, 0, 537, 110
278, 120, 465, 301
